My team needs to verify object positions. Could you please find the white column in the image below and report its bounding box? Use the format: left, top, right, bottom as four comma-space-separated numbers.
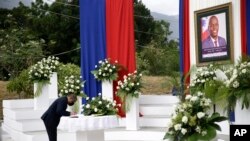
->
234, 101, 250, 124
34, 83, 50, 110
49, 72, 58, 99
101, 81, 113, 100
126, 97, 140, 130
34, 72, 58, 110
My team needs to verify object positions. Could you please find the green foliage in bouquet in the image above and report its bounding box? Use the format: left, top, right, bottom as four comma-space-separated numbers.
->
82, 94, 119, 116
225, 59, 250, 110
116, 71, 142, 111
59, 75, 85, 97
91, 59, 119, 81
164, 92, 227, 141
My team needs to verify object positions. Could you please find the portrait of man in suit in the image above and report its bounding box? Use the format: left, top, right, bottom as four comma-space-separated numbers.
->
41, 93, 77, 141
202, 15, 227, 48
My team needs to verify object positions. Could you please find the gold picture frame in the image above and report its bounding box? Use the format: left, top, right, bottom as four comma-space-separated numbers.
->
194, 3, 234, 66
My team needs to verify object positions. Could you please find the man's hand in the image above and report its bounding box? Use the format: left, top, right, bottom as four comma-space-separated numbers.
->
70, 112, 77, 116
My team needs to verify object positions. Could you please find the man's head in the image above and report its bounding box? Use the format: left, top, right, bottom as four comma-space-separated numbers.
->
208, 16, 219, 39
67, 93, 77, 106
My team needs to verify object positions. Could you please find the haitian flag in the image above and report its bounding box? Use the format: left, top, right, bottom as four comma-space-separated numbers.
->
80, 0, 136, 116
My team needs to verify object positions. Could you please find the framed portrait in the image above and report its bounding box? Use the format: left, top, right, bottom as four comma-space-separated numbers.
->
194, 3, 233, 66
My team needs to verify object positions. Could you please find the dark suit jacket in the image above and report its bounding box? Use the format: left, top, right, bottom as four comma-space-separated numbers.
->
202, 36, 227, 48
41, 97, 70, 127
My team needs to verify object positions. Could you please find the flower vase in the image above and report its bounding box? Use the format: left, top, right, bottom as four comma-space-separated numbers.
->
126, 97, 140, 130
102, 81, 113, 100
234, 100, 250, 124
34, 82, 50, 110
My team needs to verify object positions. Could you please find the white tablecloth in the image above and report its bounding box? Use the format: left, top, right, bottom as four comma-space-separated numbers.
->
58, 115, 118, 132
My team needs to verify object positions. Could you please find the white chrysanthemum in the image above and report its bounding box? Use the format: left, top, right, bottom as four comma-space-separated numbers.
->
181, 128, 187, 135
174, 124, 182, 131
242, 68, 247, 74
86, 104, 90, 108
197, 112, 205, 119
86, 97, 89, 100
98, 101, 102, 104
232, 81, 239, 88
195, 126, 201, 133
182, 116, 188, 124
190, 96, 198, 102
94, 108, 98, 112
201, 130, 207, 136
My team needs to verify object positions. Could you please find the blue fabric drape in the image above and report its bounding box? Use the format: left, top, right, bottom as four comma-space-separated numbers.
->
80, 0, 106, 98
246, 0, 250, 55
179, 0, 183, 74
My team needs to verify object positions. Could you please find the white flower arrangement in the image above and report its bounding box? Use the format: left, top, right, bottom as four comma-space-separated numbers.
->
82, 93, 120, 116
164, 92, 227, 141
29, 56, 59, 82
91, 58, 119, 81
225, 59, 250, 109
29, 56, 59, 97
116, 71, 142, 112
59, 75, 86, 97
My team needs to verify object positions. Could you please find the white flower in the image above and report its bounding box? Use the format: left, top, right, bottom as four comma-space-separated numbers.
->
232, 81, 239, 88
201, 130, 207, 136
98, 101, 102, 104
174, 124, 182, 131
197, 112, 205, 119
185, 95, 192, 100
195, 126, 201, 133
182, 116, 188, 124
86, 97, 89, 100
197, 92, 203, 96
181, 128, 187, 135
242, 69, 247, 74
190, 96, 198, 102
86, 104, 90, 108
94, 108, 98, 112
98, 93, 102, 96
92, 97, 95, 100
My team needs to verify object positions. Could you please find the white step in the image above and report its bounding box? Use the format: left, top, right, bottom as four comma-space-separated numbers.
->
2, 123, 76, 141
140, 104, 175, 116
139, 95, 179, 105
3, 99, 34, 109
105, 127, 166, 141
3, 108, 45, 120
3, 118, 45, 132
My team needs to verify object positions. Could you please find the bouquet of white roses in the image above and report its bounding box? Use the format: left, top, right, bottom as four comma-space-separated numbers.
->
29, 56, 59, 82
164, 92, 227, 141
59, 75, 85, 97
82, 93, 120, 116
225, 60, 250, 109
91, 58, 119, 81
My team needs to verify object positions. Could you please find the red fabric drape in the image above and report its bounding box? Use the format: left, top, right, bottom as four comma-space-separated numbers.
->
106, 0, 136, 117
183, 0, 190, 83
241, 0, 247, 56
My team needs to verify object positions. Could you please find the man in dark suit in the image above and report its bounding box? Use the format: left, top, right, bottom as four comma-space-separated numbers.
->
41, 93, 77, 141
202, 16, 227, 48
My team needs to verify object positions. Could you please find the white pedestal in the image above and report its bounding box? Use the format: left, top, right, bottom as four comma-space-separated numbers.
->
34, 72, 58, 110
34, 83, 50, 110
76, 130, 104, 141
102, 81, 113, 100
234, 101, 250, 124
49, 72, 58, 99
126, 98, 140, 130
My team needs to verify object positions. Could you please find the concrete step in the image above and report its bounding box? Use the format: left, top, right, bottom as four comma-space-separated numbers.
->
3, 118, 45, 132
3, 99, 34, 109
105, 127, 166, 141
3, 108, 45, 120
139, 95, 179, 105
140, 104, 175, 116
